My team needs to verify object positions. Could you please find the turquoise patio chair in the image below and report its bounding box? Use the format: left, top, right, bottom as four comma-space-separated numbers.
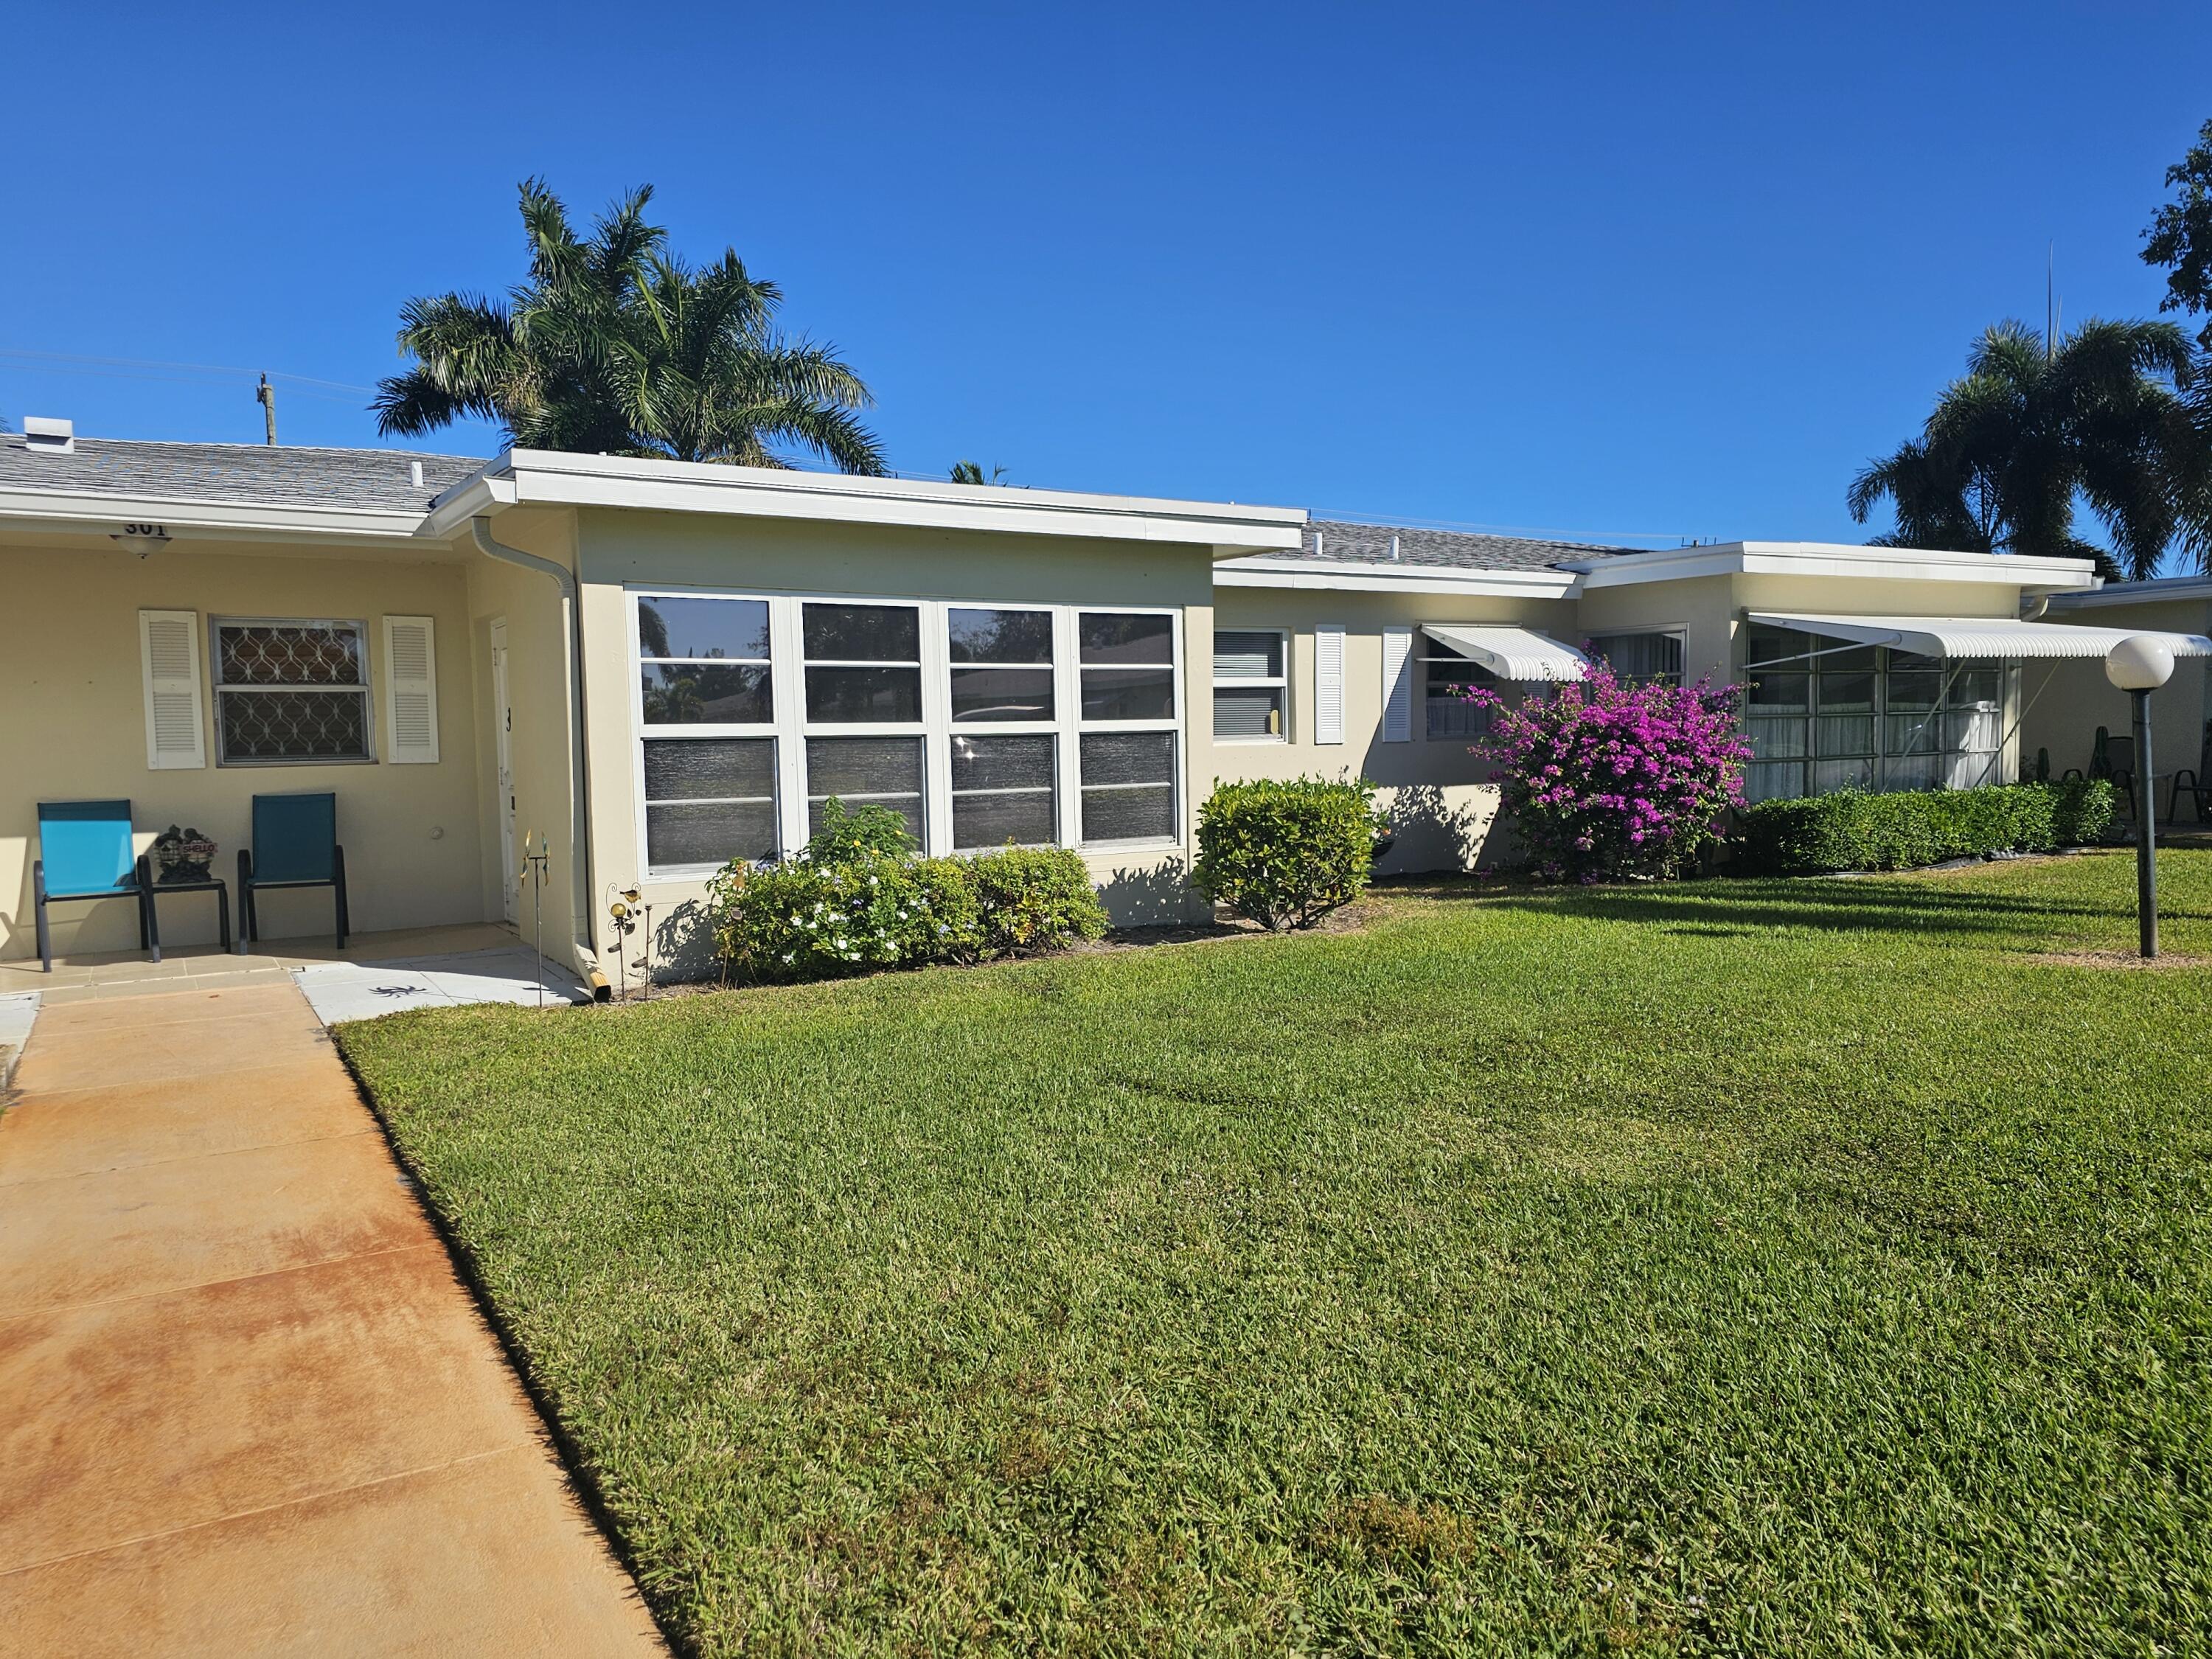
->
237, 793, 349, 949
33, 799, 151, 973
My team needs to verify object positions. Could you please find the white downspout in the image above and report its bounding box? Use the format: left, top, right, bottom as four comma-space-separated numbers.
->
470, 516, 611, 1001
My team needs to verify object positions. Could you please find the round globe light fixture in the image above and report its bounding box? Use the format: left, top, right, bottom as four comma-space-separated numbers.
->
2105, 634, 2175, 692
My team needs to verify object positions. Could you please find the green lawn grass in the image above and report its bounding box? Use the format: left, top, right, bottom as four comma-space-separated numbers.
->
336, 851, 2212, 1656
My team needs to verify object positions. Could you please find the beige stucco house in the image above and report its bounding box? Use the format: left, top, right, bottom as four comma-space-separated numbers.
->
7, 420, 2201, 985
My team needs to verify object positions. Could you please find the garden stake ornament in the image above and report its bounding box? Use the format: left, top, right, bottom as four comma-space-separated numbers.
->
519, 830, 552, 1008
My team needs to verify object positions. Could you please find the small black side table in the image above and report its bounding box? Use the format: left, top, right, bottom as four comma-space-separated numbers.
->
139, 855, 231, 962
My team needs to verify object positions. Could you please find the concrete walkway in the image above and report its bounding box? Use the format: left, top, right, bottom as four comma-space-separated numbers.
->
0, 982, 665, 1656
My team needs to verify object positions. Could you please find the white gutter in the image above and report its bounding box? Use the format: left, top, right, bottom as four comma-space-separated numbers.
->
0, 489, 438, 545
469, 516, 610, 1001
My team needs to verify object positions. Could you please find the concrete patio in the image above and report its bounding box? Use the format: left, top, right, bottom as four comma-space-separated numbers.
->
0, 978, 663, 1655
0, 922, 594, 1024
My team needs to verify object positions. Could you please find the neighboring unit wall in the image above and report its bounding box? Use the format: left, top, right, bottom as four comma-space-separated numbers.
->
0, 540, 485, 959
2023, 596, 2212, 797
1204, 587, 1582, 874
569, 508, 1219, 967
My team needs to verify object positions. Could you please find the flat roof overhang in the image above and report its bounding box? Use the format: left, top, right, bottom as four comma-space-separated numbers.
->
427, 451, 1307, 555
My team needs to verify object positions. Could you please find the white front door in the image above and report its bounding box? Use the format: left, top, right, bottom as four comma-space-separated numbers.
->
490, 618, 517, 924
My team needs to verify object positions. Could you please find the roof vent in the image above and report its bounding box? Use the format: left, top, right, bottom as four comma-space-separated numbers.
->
409, 459, 425, 490
24, 416, 74, 455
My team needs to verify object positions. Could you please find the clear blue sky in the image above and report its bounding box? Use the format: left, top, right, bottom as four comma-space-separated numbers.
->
6, 2, 2208, 554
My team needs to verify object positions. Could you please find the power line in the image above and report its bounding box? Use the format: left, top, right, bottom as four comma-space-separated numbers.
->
0, 345, 376, 405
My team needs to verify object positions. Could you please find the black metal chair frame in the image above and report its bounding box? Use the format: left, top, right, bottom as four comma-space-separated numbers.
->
237, 845, 349, 950
2063, 726, 2138, 820
2170, 721, 2212, 824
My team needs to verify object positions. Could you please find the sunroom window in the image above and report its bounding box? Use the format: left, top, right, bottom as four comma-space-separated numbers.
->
635, 594, 778, 870
1743, 626, 2009, 802
803, 602, 925, 841
211, 618, 372, 764
946, 607, 1057, 849
1213, 629, 1287, 740
630, 595, 1183, 871
1079, 612, 1178, 843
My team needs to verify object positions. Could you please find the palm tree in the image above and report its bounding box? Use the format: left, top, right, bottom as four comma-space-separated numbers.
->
1848, 319, 2209, 579
374, 179, 884, 474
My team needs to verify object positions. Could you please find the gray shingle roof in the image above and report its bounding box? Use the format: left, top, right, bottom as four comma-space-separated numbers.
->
0, 434, 486, 515
1276, 519, 1639, 573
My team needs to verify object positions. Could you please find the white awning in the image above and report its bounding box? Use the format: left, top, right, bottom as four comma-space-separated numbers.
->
1422, 624, 1590, 681
1745, 613, 2212, 661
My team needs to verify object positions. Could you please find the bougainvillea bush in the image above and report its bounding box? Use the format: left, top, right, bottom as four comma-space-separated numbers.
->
1471, 666, 1750, 882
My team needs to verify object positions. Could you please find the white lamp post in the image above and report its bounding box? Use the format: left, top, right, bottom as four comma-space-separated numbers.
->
2105, 636, 2175, 959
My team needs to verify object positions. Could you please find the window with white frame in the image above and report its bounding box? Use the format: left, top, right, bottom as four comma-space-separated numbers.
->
1079, 611, 1178, 843
1213, 629, 1286, 740
947, 607, 1057, 849
636, 594, 779, 869
1422, 641, 1506, 740
802, 602, 925, 840
630, 594, 1181, 873
211, 618, 373, 764
1586, 630, 1685, 687
1743, 625, 2011, 802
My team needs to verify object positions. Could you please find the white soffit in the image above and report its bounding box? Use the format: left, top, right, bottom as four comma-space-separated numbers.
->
1746, 612, 2212, 659
1423, 624, 1590, 681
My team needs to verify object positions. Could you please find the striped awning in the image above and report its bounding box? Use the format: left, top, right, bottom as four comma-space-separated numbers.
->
1745, 613, 2212, 661
1422, 624, 1590, 681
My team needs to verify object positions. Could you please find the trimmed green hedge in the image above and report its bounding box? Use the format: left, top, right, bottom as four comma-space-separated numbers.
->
1192, 776, 1389, 931
1734, 779, 2119, 875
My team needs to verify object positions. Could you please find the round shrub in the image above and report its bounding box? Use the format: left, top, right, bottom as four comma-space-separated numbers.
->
706, 855, 927, 982
1472, 665, 1749, 883
1192, 776, 1388, 931
964, 846, 1109, 955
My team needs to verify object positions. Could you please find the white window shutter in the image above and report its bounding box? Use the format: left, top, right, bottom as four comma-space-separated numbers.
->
1315, 625, 1346, 745
139, 609, 206, 770
382, 615, 439, 763
1382, 627, 1413, 742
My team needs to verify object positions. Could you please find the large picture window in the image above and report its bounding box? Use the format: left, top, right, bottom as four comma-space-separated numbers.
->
1744, 626, 2009, 802
630, 594, 1182, 872
211, 618, 372, 764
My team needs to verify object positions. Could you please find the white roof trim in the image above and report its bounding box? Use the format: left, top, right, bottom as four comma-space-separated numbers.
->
424, 450, 1305, 552
1423, 623, 1589, 681
1571, 541, 2098, 594
1214, 556, 1578, 598
0, 488, 439, 545
1747, 612, 2212, 660
2048, 577, 2212, 610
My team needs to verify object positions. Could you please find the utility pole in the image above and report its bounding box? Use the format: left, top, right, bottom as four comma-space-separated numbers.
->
255, 374, 277, 445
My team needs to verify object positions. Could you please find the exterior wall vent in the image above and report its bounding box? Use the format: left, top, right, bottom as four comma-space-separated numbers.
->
24, 416, 75, 454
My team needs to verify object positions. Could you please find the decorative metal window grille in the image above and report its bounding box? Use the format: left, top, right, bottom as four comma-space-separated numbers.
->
212, 619, 372, 763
